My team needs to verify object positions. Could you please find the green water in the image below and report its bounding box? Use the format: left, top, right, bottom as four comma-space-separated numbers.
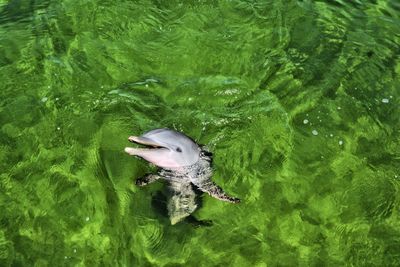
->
1, 0, 400, 266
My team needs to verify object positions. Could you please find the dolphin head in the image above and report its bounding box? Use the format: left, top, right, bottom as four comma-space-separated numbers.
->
124, 128, 200, 169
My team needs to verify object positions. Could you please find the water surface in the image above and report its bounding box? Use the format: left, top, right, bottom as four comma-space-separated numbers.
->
1, 0, 400, 266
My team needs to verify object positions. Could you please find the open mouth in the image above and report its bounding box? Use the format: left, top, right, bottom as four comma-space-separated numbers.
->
127, 136, 170, 151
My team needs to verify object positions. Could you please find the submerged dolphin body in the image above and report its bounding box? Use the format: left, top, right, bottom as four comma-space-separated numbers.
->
125, 128, 240, 224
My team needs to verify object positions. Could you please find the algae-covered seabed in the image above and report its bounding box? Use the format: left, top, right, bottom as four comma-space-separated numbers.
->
0, 0, 400, 266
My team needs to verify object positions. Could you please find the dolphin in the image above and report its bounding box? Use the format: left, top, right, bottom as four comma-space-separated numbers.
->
125, 128, 240, 224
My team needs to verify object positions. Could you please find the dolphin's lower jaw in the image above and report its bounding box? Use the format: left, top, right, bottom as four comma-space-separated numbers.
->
124, 147, 167, 156
124, 147, 182, 168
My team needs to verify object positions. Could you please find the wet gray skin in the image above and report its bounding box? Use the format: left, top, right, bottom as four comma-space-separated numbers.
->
125, 128, 240, 225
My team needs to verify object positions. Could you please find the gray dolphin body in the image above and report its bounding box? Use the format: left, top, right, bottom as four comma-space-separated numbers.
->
125, 128, 240, 224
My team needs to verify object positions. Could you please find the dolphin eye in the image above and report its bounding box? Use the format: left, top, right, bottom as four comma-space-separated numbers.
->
176, 147, 182, 152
